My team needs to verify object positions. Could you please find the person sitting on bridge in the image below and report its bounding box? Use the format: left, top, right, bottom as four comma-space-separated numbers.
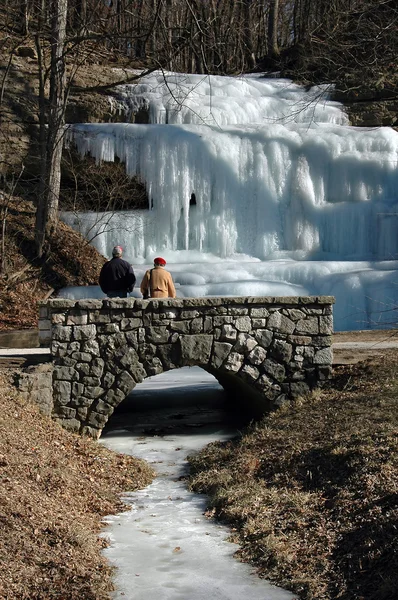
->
140, 257, 176, 299
99, 245, 136, 298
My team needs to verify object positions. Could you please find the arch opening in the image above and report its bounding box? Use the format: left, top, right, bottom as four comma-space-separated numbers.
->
101, 366, 259, 439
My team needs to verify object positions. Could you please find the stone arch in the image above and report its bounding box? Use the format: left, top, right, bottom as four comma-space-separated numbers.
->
39, 296, 334, 438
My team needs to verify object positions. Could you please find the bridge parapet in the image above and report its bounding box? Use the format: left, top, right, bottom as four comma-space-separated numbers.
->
39, 296, 334, 438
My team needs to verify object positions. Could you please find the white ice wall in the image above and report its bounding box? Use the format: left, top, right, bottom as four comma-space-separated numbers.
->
65, 119, 398, 261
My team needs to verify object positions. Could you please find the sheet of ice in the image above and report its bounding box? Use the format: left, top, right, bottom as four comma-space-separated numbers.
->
100, 367, 295, 600
111, 71, 348, 126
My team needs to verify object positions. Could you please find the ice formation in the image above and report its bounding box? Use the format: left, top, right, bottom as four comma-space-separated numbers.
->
60, 71, 398, 331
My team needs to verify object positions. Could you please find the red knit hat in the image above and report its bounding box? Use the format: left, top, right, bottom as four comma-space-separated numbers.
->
154, 257, 166, 266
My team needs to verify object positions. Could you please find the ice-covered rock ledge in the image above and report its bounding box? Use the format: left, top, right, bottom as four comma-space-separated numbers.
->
38, 296, 334, 437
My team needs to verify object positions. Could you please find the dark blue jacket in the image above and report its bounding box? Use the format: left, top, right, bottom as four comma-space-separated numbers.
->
99, 257, 136, 294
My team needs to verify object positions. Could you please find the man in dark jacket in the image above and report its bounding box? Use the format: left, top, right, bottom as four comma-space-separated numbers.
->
99, 245, 136, 298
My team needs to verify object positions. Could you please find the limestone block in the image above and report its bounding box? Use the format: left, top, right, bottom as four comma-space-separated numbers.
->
102, 372, 115, 389
73, 324, 97, 341
220, 324, 237, 343
116, 371, 135, 395
54, 406, 77, 419
180, 335, 213, 366
319, 315, 333, 334
314, 348, 333, 365
82, 376, 101, 386
157, 344, 181, 369
295, 317, 319, 335
117, 347, 140, 368
203, 316, 213, 332
91, 358, 105, 377
160, 308, 179, 319
312, 335, 332, 348
92, 399, 114, 415
252, 319, 266, 328
191, 317, 204, 333
234, 333, 258, 354
67, 313, 88, 326
82, 340, 100, 357
76, 363, 90, 376
145, 357, 164, 376
53, 325, 72, 341
51, 313, 66, 324
256, 374, 281, 398
72, 382, 84, 397
62, 357, 77, 368
84, 386, 104, 399
77, 407, 88, 420
98, 323, 120, 334
213, 316, 233, 326
268, 312, 295, 334
170, 321, 190, 334
249, 345, 268, 365
71, 395, 92, 407
287, 335, 312, 345
53, 366, 78, 381
125, 331, 139, 346
250, 308, 270, 318
235, 316, 252, 332
76, 299, 103, 310
120, 318, 142, 330
71, 351, 92, 362
228, 307, 249, 316
255, 329, 273, 348
240, 364, 260, 382
104, 388, 126, 406
211, 341, 232, 369
146, 326, 169, 344
282, 308, 306, 321
87, 411, 109, 428
270, 340, 293, 363
180, 310, 200, 319
89, 311, 111, 324
53, 380, 72, 402
262, 359, 285, 382
223, 351, 244, 372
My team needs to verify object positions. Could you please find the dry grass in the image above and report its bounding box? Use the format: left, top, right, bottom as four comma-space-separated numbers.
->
188, 350, 398, 600
0, 369, 154, 599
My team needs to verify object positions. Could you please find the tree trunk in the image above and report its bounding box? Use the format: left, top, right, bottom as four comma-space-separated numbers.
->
35, 0, 68, 257
268, 0, 280, 57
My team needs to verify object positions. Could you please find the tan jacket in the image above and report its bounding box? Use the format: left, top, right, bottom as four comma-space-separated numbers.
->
140, 265, 176, 298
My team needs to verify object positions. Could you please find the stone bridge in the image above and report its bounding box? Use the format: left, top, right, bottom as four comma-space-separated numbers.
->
38, 296, 334, 438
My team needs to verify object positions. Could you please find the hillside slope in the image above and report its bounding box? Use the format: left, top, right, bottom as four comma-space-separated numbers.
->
0, 196, 106, 330
0, 368, 154, 599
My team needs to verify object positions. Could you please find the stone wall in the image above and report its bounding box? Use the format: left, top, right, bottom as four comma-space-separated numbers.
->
39, 296, 335, 438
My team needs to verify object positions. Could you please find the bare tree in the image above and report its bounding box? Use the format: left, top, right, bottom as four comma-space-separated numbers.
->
35, 0, 68, 257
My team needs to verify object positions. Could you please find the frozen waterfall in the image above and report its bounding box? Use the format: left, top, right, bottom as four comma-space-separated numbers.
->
60, 71, 398, 331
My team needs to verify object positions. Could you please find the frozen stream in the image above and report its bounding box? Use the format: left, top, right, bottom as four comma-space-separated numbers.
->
99, 367, 295, 600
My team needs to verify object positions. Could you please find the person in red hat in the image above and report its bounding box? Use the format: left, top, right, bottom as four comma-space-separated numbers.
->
140, 257, 176, 299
